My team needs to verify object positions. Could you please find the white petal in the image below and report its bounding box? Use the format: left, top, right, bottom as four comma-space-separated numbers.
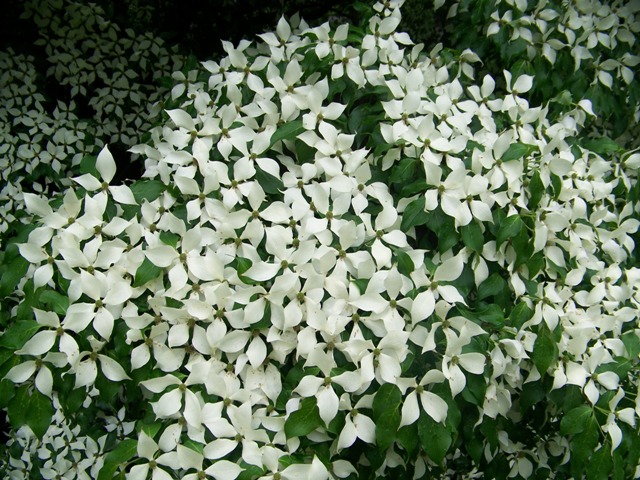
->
104, 281, 133, 306
23, 193, 53, 217
35, 366, 54, 397
411, 290, 435, 323
317, 386, 339, 425
400, 390, 420, 427
597, 371, 619, 390
146, 245, 177, 268
96, 145, 117, 183
17, 330, 56, 356
434, 253, 464, 282
167, 109, 196, 131
109, 185, 138, 205
337, 417, 358, 451
246, 337, 267, 368
5, 361, 37, 383
218, 331, 251, 353
74, 360, 98, 388
205, 460, 242, 480
177, 444, 203, 470
73, 173, 102, 191
98, 354, 131, 381
458, 352, 485, 375
447, 364, 466, 397
243, 261, 281, 281
354, 414, 376, 443
420, 391, 448, 423
155, 388, 183, 417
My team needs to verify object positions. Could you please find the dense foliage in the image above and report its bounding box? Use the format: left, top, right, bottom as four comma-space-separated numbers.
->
1, 0, 639, 479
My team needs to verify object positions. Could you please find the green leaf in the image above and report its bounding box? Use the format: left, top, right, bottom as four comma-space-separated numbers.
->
372, 383, 402, 451
418, 413, 451, 465
39, 290, 69, 315
130, 180, 165, 203
27, 390, 54, 439
531, 323, 558, 374
393, 248, 415, 276
477, 273, 507, 301
621, 331, 640, 358
269, 120, 304, 149
401, 196, 429, 231
528, 170, 544, 210
133, 258, 163, 287
0, 380, 15, 409
0, 254, 29, 297
520, 381, 545, 413
560, 405, 593, 436
397, 423, 419, 457
255, 166, 284, 195
7, 385, 30, 429
570, 415, 600, 478
284, 397, 323, 438
0, 320, 42, 349
389, 157, 418, 184
237, 464, 265, 480
587, 446, 612, 480
460, 221, 483, 254
582, 137, 622, 155
160, 231, 180, 247
98, 439, 138, 480
496, 215, 523, 247
501, 142, 537, 162
139, 421, 162, 439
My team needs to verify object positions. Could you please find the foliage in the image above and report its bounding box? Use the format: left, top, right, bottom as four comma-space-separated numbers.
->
1, 0, 640, 479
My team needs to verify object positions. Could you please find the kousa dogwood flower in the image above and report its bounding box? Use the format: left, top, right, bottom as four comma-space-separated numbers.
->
63, 269, 133, 340
127, 430, 179, 480
410, 252, 467, 324
71, 336, 130, 389
301, 78, 347, 131
331, 45, 366, 87
565, 345, 619, 405
73, 145, 137, 205
398, 369, 449, 426
308, 22, 349, 59
176, 444, 242, 480
336, 394, 376, 451
204, 401, 270, 467
441, 325, 486, 396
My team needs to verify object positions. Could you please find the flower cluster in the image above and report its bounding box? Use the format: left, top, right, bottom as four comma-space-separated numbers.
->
0, 0, 183, 243
1, 0, 639, 479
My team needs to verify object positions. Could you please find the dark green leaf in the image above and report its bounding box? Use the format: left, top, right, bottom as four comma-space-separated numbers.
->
8, 385, 30, 429
418, 413, 451, 465
27, 390, 54, 439
269, 120, 304, 149
389, 157, 418, 184
460, 221, 483, 254
582, 137, 622, 155
0, 320, 42, 349
531, 323, 558, 374
0, 379, 16, 408
622, 331, 640, 358
520, 381, 545, 413
528, 170, 544, 210
501, 142, 537, 162
255, 166, 284, 195
401, 196, 429, 231
39, 290, 69, 315
397, 424, 419, 457
284, 397, 323, 438
373, 383, 402, 451
496, 215, 523, 247
237, 464, 265, 480
130, 180, 165, 203
160, 231, 180, 247
394, 248, 415, 276
560, 405, 593, 436
570, 415, 600, 478
550, 173, 562, 199
133, 258, 163, 287
587, 446, 612, 480
0, 255, 29, 297
98, 439, 138, 480
478, 273, 507, 301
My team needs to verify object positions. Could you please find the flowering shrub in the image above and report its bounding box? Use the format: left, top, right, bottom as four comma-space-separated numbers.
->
1, 0, 640, 479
